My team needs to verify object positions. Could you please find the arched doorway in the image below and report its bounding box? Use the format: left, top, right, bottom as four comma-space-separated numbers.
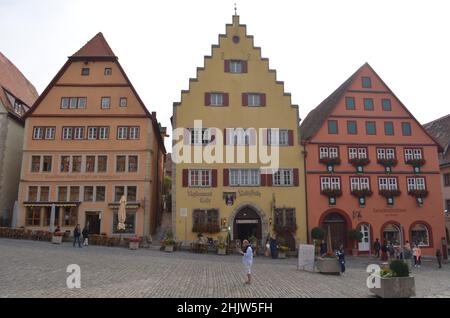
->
382, 223, 401, 246
233, 206, 262, 241
321, 212, 348, 250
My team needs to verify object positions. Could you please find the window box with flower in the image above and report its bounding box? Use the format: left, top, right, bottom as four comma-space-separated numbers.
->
349, 158, 370, 173
319, 157, 341, 172
377, 158, 398, 172
52, 231, 64, 244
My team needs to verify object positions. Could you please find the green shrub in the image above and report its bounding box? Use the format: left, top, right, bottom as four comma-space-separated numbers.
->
389, 260, 409, 277
311, 227, 325, 240
348, 229, 363, 242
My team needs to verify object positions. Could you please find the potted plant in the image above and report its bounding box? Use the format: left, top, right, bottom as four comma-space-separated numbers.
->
217, 235, 227, 255
163, 238, 176, 252
278, 245, 289, 259
129, 236, 141, 250
377, 158, 398, 172
369, 260, 415, 298
51, 231, 64, 244
348, 229, 363, 256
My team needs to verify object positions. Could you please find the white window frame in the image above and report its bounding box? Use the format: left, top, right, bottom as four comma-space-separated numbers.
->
379, 178, 388, 190
348, 147, 358, 159
61, 98, 69, 109
413, 149, 423, 160
99, 127, 109, 140
189, 169, 211, 187
33, 127, 43, 139
319, 147, 329, 159
74, 127, 84, 140
189, 128, 211, 145
273, 169, 293, 186
230, 60, 243, 73
45, 127, 55, 140
62, 127, 73, 140
229, 169, 260, 186
210, 93, 224, 106
268, 129, 288, 146
388, 178, 398, 190
77, 97, 87, 109
377, 148, 386, 159
119, 97, 127, 107
320, 177, 341, 190
350, 177, 370, 191
69, 98, 78, 109
117, 127, 128, 140
101, 97, 111, 109
88, 127, 98, 140
247, 94, 261, 107
358, 148, 367, 159
129, 127, 140, 140
407, 177, 426, 191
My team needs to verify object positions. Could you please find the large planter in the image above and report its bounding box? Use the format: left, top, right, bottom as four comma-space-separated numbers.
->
316, 257, 340, 274
370, 276, 415, 298
165, 245, 174, 252
217, 248, 226, 255
51, 235, 63, 244
129, 242, 139, 250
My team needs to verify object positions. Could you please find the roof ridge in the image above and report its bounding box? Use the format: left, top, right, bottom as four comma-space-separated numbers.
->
71, 32, 116, 58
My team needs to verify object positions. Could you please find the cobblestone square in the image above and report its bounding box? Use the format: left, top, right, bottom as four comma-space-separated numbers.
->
0, 239, 449, 298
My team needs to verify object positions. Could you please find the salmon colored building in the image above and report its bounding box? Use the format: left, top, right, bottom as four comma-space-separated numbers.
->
300, 63, 446, 256
17, 33, 166, 237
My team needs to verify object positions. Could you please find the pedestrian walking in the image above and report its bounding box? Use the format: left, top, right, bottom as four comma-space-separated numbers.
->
82, 226, 89, 246
336, 244, 346, 276
388, 241, 395, 260
413, 244, 421, 268
373, 238, 381, 258
239, 239, 253, 285
436, 249, 442, 269
269, 234, 278, 259
73, 224, 82, 248
320, 240, 327, 257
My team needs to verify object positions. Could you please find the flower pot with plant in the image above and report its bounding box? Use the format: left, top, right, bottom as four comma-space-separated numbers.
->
217, 235, 227, 255
369, 259, 415, 298
348, 229, 363, 256
52, 232, 64, 244
129, 236, 141, 250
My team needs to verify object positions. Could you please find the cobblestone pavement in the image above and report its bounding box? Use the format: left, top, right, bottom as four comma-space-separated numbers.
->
0, 239, 449, 298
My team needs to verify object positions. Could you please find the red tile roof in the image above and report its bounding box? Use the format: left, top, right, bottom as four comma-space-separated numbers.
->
0, 52, 39, 116
71, 32, 116, 58
424, 114, 450, 165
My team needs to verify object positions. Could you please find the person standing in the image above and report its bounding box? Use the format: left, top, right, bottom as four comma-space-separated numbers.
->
82, 226, 89, 246
381, 241, 388, 261
336, 244, 346, 276
269, 234, 278, 259
373, 238, 381, 258
239, 239, 253, 285
436, 249, 442, 269
388, 242, 395, 260
413, 244, 422, 268
73, 224, 82, 248
320, 240, 327, 257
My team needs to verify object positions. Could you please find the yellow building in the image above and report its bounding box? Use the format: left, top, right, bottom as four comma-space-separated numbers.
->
172, 15, 307, 250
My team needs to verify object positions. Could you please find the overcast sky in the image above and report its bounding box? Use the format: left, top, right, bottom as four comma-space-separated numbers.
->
1, 0, 449, 150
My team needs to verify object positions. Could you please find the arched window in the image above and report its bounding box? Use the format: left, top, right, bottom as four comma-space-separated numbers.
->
383, 223, 400, 246
411, 224, 430, 247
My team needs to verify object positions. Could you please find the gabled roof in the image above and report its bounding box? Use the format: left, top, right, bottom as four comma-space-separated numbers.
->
71, 32, 116, 59
300, 63, 444, 152
0, 52, 38, 119
424, 114, 450, 165
300, 64, 363, 140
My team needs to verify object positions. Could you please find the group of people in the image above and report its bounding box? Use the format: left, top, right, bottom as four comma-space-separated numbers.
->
373, 238, 443, 268
71, 224, 89, 248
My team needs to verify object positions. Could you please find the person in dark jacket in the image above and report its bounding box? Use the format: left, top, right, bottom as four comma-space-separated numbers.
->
336, 244, 346, 276
381, 241, 388, 261
73, 224, 82, 248
319, 240, 327, 257
269, 234, 278, 259
373, 238, 381, 258
436, 249, 442, 269
82, 226, 89, 246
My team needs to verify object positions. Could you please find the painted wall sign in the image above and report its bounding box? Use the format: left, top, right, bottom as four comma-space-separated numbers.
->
238, 190, 261, 197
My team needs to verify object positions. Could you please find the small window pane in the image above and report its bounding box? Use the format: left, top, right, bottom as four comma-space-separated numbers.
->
31, 156, 41, 172
98, 156, 107, 172
84, 186, 94, 202
347, 121, 357, 135
364, 98, 374, 110
72, 156, 82, 173
362, 77, 372, 88
384, 122, 394, 136
115, 186, 125, 202
78, 97, 87, 109
366, 122, 376, 135
60, 156, 70, 172
345, 97, 355, 110
86, 156, 96, 172
120, 97, 127, 107
127, 186, 137, 202
96, 186, 106, 202
402, 122, 412, 136
328, 120, 338, 134
116, 156, 126, 172
61, 98, 69, 109
382, 99, 392, 111
70, 186, 80, 201
128, 156, 138, 172
104, 68, 112, 76
28, 186, 38, 201
40, 186, 50, 202
81, 68, 90, 76
43, 156, 52, 172
101, 97, 111, 109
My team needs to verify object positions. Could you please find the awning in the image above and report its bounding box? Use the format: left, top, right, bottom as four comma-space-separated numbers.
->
23, 201, 80, 207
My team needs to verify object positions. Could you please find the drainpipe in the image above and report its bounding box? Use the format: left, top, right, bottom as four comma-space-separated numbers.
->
302, 141, 309, 245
